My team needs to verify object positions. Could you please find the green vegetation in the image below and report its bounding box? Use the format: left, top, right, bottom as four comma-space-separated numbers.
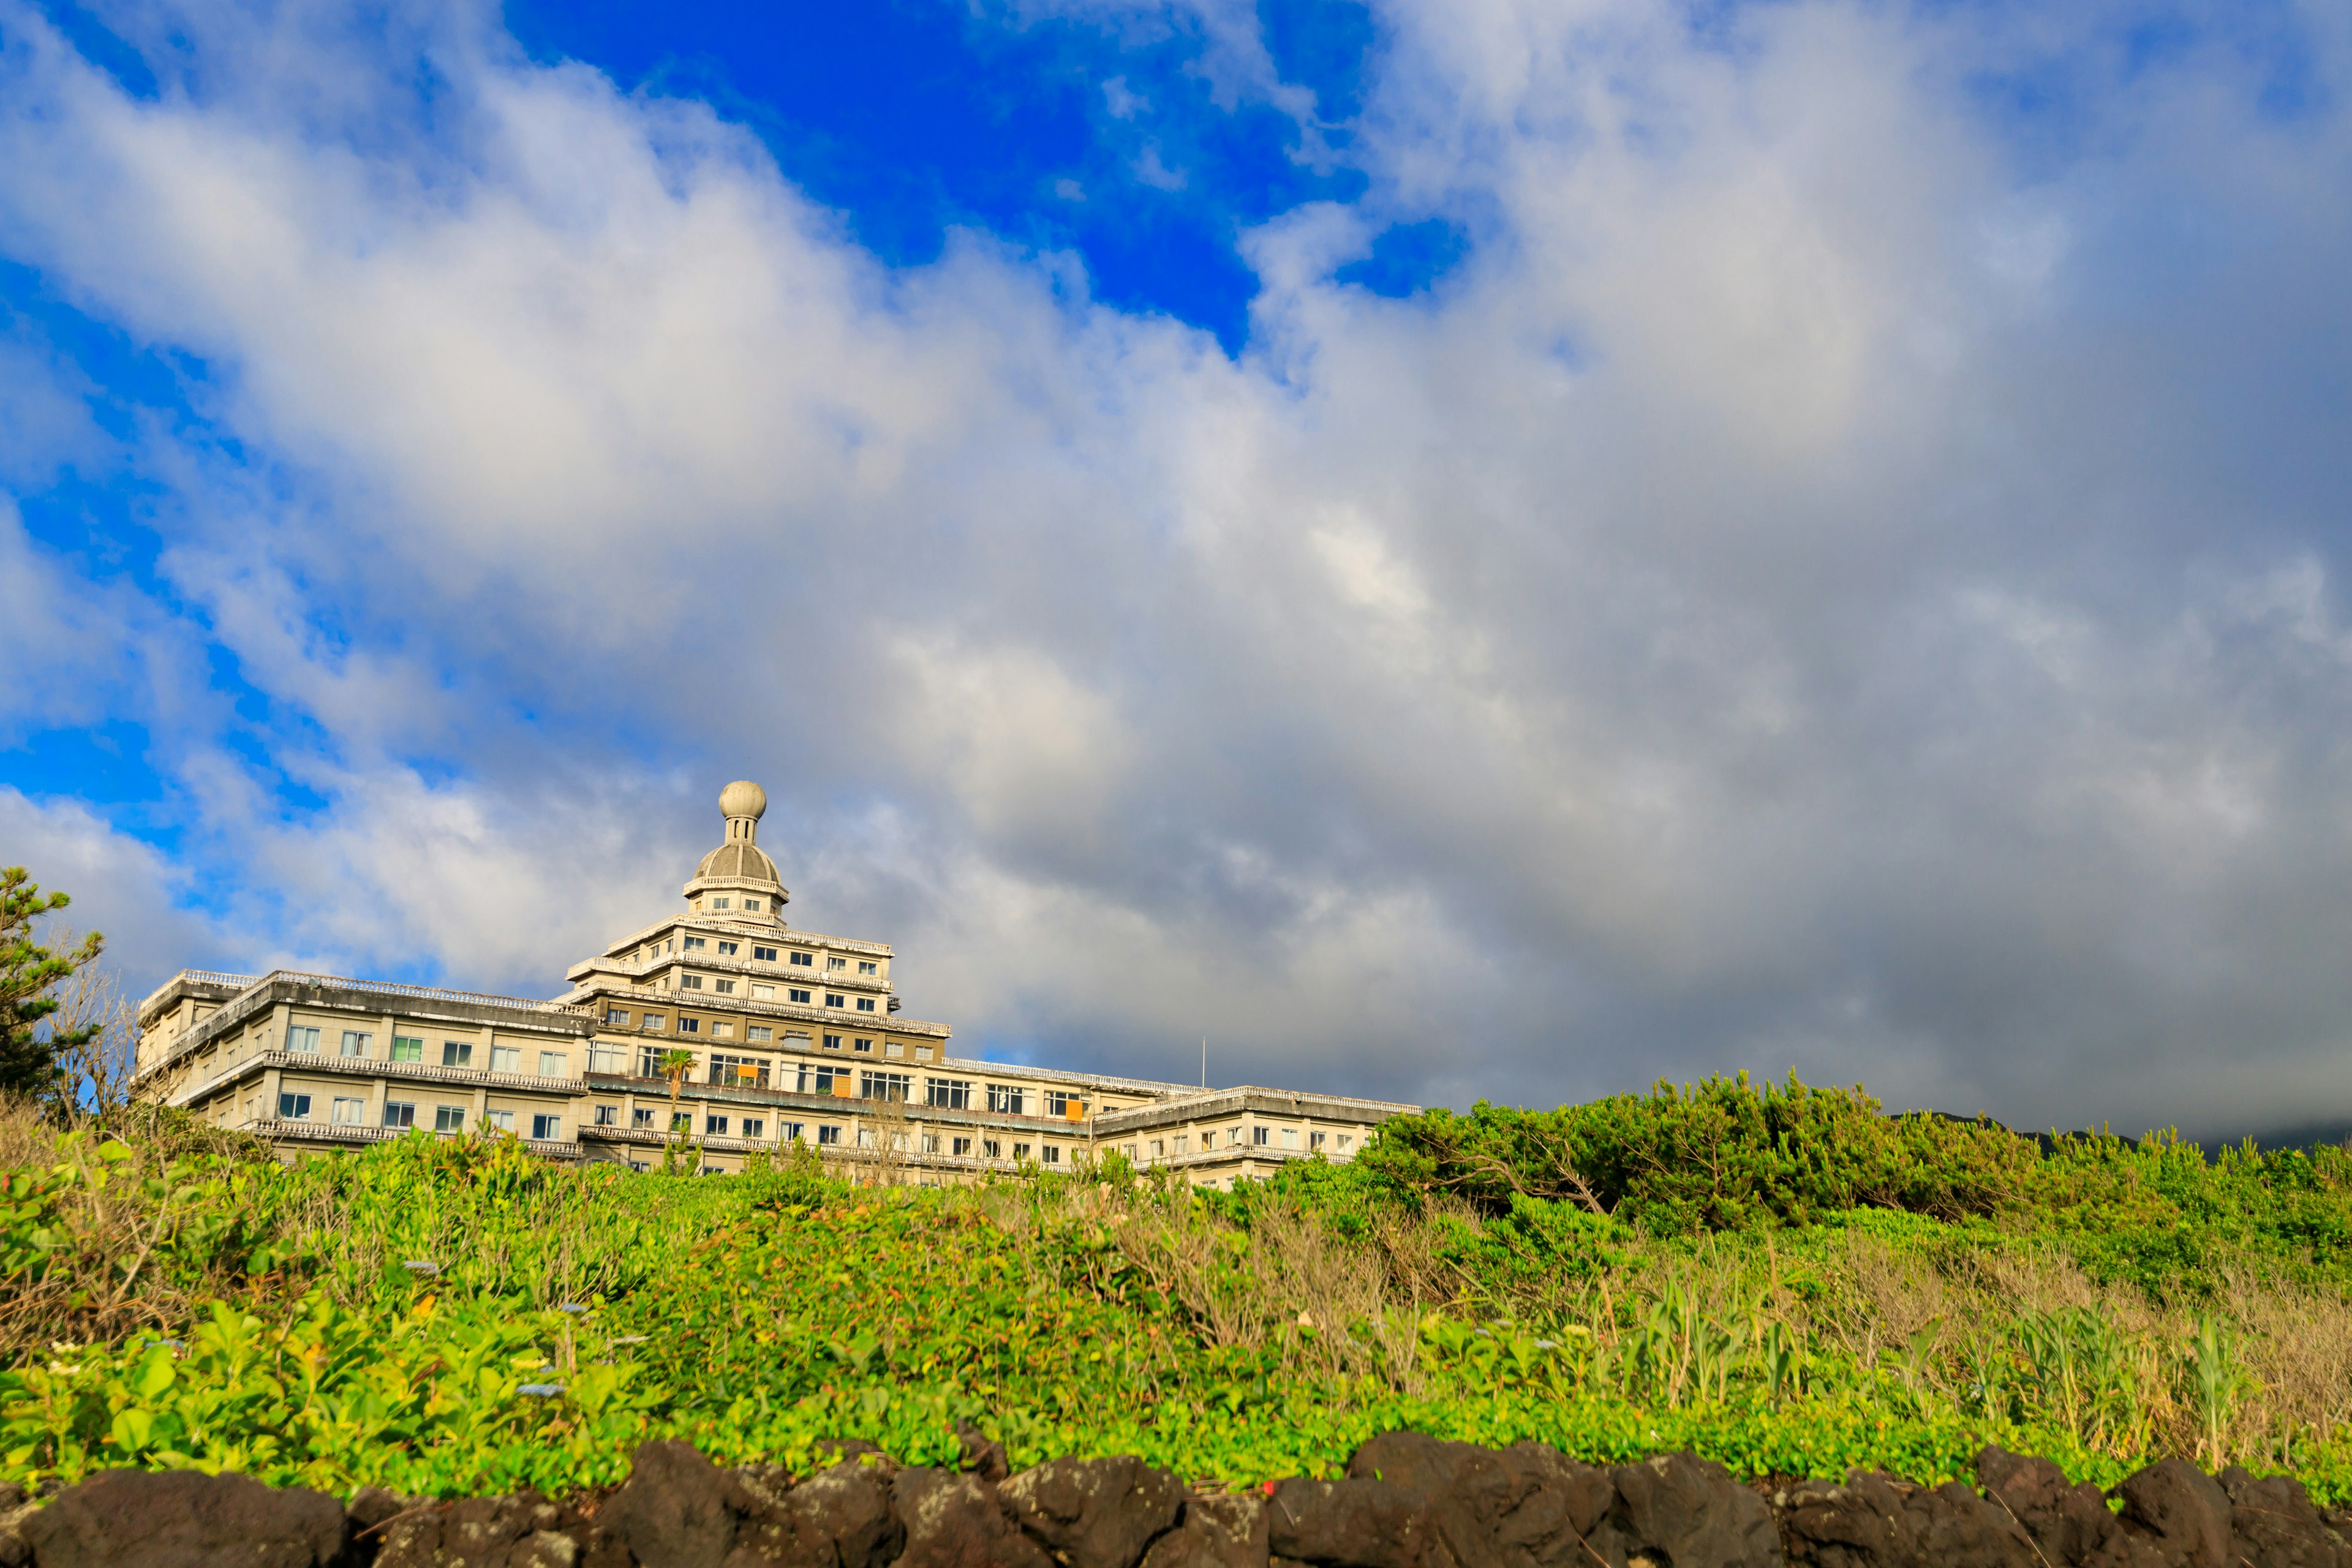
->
0, 868, 104, 1098
4, 1074, 2352, 1506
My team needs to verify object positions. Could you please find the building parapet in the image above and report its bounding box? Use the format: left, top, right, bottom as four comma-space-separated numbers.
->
170, 1050, 596, 1110
243, 1118, 584, 1161
1094, 1085, 1421, 1136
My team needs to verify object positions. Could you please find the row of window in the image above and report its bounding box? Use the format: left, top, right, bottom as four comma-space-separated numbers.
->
619, 1049, 1085, 1116
654, 935, 880, 978
586, 1104, 1067, 1164
602, 1013, 930, 1058
285, 1028, 569, 1077
1118, 1126, 1351, 1160
274, 1091, 563, 1140
669, 976, 881, 1013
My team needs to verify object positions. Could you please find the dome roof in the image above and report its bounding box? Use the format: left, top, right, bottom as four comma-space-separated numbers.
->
719, 780, 768, 821
695, 840, 782, 884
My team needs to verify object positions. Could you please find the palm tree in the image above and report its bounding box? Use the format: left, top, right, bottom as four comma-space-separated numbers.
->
658, 1047, 696, 1172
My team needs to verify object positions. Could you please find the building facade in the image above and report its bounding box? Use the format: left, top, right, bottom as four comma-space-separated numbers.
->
130, 783, 1416, 1185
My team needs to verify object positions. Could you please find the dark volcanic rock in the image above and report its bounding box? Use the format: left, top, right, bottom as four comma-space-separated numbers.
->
1344, 1431, 1615, 1568
605, 1440, 740, 1568
1977, 1447, 2141, 1566
2112, 1458, 2233, 1568
1139, 1496, 1270, 1568
891, 1466, 1055, 1568
959, 1425, 1014, 1487
1776, 1470, 2034, 1567
2220, 1467, 2352, 1568
1000, 1457, 1188, 1568
727, 1457, 904, 1568
1604, 1452, 1783, 1568
1267, 1477, 1449, 1568
22, 1468, 346, 1568
368, 1490, 586, 1568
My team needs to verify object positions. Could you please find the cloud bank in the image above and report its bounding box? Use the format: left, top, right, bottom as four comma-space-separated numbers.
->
1, 0, 2349, 1134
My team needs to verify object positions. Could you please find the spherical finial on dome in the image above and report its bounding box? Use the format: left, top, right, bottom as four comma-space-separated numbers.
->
719, 780, 768, 823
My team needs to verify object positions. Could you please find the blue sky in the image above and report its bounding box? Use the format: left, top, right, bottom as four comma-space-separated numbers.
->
2, 0, 2350, 1134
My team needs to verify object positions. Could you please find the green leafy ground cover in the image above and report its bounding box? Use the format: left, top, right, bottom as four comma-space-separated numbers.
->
4, 1076, 2351, 1504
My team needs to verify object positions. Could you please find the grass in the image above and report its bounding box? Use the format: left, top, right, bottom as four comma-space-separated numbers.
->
5, 1079, 2352, 1505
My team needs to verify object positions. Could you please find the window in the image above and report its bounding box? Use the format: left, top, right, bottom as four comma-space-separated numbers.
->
1012, 1143, 1032, 1161
679, 1017, 701, 1034
684, 937, 706, 951
753, 946, 778, 962
952, 1137, 972, 1156
391, 1036, 424, 1062
383, 1101, 417, 1129
747, 1027, 772, 1042
706, 1115, 729, 1136
785, 1031, 812, 1050
708, 1054, 768, 1090
287, 1027, 320, 1054
1150, 1139, 1164, 1158
628, 1161, 649, 1172
540, 1051, 567, 1077
853, 1038, 873, 1054
926, 1077, 972, 1110
807, 1063, 852, 1096
860, 1071, 913, 1102
331, 1097, 366, 1125
641, 1014, 665, 1031
1283, 1128, 1299, 1148
605, 1009, 630, 1025
711, 1021, 734, 1039
987, 1084, 1026, 1115
859, 961, 878, 976
780, 1121, 804, 1142
717, 941, 739, 957
856, 1126, 875, 1148
1253, 1126, 1271, 1147
1046, 1091, 1084, 1117
825, 994, 846, 1008
921, 1133, 940, 1153
827, 956, 848, 971
822, 1033, 843, 1050
532, 1114, 563, 1140
790, 989, 813, 1005
679, 974, 704, 990
595, 1104, 619, 1126
856, 998, 876, 1012
671, 1112, 690, 1133
752, 985, 775, 1000
340, 1030, 371, 1058
817, 1125, 842, 1145
1042, 1145, 1061, 1165
436, 1106, 466, 1133
638, 1046, 677, 1078
1338, 1134, 1352, 1151
712, 897, 731, 911
916, 1046, 933, 1061
1200, 1130, 1216, 1149
490, 1045, 521, 1073
1310, 1131, 1326, 1150
590, 1042, 628, 1074
632, 1107, 657, 1129
743, 899, 762, 911
791, 952, 813, 967
982, 1139, 1002, 1159
884, 1039, 903, 1057
715, 979, 737, 995
442, 1041, 473, 1068
484, 1109, 515, 1133
741, 1118, 765, 1139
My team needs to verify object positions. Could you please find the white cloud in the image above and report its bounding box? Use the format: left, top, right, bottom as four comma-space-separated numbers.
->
0, 0, 2350, 1134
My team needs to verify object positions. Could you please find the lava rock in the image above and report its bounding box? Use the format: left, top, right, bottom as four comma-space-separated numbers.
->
727, 1457, 904, 1568
1344, 1431, 1615, 1568
2111, 1459, 2233, 1568
1776, 1470, 2034, 1567
1000, 1456, 1189, 1568
1977, 1447, 2143, 1566
1604, 1452, 1783, 1568
891, 1466, 1055, 1568
1139, 1496, 1271, 1568
22, 1468, 347, 1568
605, 1441, 741, 1568
958, 1425, 1013, 1486
371, 1491, 576, 1568
1266, 1476, 1451, 1568
2220, 1467, 2352, 1568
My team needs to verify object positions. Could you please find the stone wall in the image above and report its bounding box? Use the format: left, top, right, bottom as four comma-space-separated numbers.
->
3, 1429, 2346, 1568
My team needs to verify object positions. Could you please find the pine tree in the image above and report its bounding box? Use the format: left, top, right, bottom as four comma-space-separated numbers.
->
0, 868, 105, 1096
